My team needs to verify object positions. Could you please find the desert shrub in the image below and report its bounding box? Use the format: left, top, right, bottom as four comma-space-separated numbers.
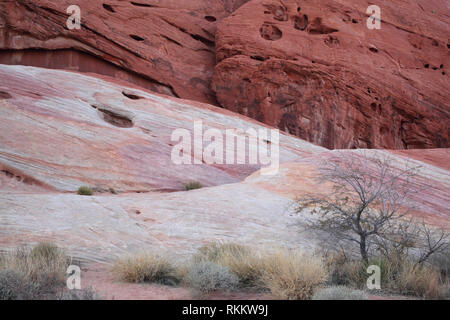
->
184, 260, 239, 293
57, 288, 100, 300
0, 269, 39, 300
0, 243, 69, 299
394, 262, 441, 299
325, 251, 366, 288
0, 243, 68, 294
325, 250, 444, 299
194, 242, 261, 287
77, 186, 93, 196
429, 249, 450, 280
112, 253, 179, 285
257, 249, 328, 300
312, 286, 368, 300
184, 181, 202, 191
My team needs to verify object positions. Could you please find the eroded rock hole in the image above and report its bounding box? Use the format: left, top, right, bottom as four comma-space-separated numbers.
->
130, 2, 155, 7
307, 17, 338, 34
0, 91, 12, 99
102, 4, 115, 13
190, 34, 215, 47
122, 90, 143, 100
205, 16, 216, 22
324, 35, 340, 47
92, 105, 134, 128
250, 55, 265, 61
130, 34, 145, 41
263, 4, 288, 21
259, 23, 282, 41
294, 15, 308, 30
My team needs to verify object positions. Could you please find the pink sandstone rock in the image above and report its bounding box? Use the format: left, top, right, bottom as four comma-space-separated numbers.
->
0, 65, 448, 265
0, 64, 324, 193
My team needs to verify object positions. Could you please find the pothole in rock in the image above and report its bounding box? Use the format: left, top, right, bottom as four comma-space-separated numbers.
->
204, 16, 217, 22
260, 23, 283, 41
102, 4, 115, 13
91, 104, 134, 128
130, 34, 145, 41
122, 90, 144, 100
0, 91, 12, 99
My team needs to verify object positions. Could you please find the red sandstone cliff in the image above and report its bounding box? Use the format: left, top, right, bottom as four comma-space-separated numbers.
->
212, 0, 449, 149
0, 0, 449, 150
0, 0, 249, 103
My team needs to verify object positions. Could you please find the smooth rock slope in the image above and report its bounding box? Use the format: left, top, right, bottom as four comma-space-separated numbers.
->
0, 65, 448, 263
0, 64, 323, 193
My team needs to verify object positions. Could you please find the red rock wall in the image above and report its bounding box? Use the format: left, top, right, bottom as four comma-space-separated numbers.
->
0, 0, 448, 150
212, 0, 449, 149
0, 0, 250, 104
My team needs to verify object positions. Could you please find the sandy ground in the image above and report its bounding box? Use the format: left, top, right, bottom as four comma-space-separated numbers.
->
81, 263, 415, 300
82, 263, 268, 300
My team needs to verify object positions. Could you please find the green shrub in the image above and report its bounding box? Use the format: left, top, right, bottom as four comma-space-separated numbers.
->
184, 181, 202, 191
312, 286, 368, 300
112, 253, 179, 285
77, 186, 93, 196
184, 261, 238, 293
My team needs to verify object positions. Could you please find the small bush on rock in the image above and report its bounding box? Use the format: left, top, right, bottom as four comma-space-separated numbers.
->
184, 181, 202, 191
77, 186, 93, 196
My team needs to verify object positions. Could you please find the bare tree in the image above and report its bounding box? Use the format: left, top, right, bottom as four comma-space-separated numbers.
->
296, 151, 448, 264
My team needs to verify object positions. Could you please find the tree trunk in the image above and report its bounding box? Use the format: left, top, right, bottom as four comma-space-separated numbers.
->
360, 235, 369, 264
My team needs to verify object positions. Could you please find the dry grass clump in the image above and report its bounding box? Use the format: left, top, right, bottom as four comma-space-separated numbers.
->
194, 242, 262, 287
393, 261, 441, 299
0, 242, 71, 299
257, 249, 328, 300
325, 250, 444, 299
324, 251, 366, 288
112, 252, 180, 285
194, 243, 328, 299
0, 242, 68, 290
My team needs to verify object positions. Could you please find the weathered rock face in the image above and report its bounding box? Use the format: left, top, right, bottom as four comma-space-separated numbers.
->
212, 0, 450, 149
0, 65, 448, 263
0, 64, 323, 193
0, 0, 249, 104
